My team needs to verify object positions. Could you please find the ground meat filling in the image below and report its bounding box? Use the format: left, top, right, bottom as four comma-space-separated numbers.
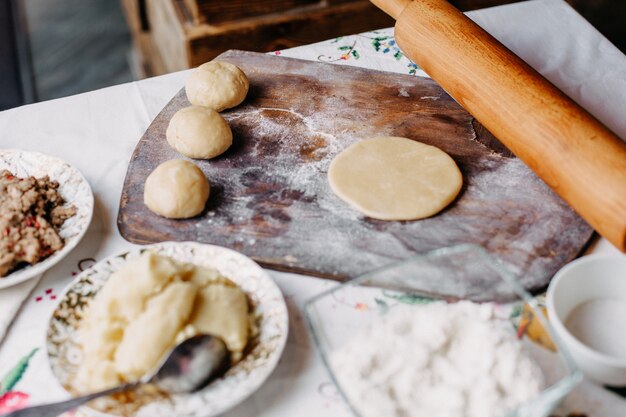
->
0, 170, 77, 277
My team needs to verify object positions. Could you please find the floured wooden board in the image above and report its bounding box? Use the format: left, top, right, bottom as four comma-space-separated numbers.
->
118, 50, 593, 291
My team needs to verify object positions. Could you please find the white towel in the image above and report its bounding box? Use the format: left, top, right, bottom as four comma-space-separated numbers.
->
0, 276, 42, 343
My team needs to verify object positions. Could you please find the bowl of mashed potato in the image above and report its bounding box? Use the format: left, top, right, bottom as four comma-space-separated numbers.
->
46, 242, 288, 417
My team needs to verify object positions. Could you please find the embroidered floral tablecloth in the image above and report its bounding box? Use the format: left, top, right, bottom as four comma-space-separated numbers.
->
0, 0, 625, 416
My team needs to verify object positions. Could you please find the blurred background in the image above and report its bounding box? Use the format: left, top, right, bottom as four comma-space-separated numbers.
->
1, 0, 624, 110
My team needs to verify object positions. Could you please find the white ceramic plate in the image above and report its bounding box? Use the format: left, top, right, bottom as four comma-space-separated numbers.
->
46, 242, 289, 417
0, 149, 94, 289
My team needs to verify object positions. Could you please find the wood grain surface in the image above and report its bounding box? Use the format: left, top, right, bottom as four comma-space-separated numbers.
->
183, 0, 319, 25
118, 50, 593, 291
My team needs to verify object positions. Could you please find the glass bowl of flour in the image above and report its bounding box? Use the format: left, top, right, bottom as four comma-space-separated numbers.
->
304, 244, 582, 417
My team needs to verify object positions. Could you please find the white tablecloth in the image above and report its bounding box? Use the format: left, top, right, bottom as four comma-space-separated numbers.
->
0, 0, 625, 415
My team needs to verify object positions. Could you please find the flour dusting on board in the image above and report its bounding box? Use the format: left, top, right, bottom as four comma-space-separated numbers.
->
225, 106, 358, 224
119, 51, 593, 286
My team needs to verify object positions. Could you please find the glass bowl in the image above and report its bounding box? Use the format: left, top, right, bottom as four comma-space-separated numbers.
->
304, 244, 582, 417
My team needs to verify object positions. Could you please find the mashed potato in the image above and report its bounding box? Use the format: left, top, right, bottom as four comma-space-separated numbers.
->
75, 252, 250, 392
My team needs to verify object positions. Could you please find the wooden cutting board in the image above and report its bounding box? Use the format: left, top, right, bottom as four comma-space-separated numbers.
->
118, 50, 593, 291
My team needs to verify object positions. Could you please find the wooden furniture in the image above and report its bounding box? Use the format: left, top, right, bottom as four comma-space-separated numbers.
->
118, 50, 593, 290
371, 0, 626, 251
120, 0, 394, 77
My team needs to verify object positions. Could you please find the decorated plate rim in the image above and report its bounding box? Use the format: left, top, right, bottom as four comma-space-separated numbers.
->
46, 241, 289, 417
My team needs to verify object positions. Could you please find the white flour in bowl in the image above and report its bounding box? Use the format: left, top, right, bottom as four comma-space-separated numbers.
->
330, 301, 544, 417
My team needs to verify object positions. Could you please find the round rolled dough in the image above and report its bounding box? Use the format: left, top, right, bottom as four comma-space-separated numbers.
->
144, 159, 210, 219
166, 106, 232, 159
328, 136, 462, 220
185, 61, 249, 112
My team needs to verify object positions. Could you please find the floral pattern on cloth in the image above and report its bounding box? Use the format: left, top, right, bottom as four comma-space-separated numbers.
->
0, 257, 98, 414
318, 38, 360, 62
0, 349, 36, 413
276, 28, 428, 78
509, 296, 558, 352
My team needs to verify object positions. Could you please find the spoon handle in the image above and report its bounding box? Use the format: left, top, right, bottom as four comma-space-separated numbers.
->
2, 383, 138, 417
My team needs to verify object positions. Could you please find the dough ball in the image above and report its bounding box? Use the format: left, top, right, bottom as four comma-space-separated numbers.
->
185, 61, 249, 111
166, 106, 232, 159
144, 159, 210, 219
328, 136, 463, 220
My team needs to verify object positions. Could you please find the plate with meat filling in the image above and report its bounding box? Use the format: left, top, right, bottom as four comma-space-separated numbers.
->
0, 150, 93, 289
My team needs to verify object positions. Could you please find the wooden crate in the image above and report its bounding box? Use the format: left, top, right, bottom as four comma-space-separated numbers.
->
182, 0, 320, 25
121, 0, 394, 77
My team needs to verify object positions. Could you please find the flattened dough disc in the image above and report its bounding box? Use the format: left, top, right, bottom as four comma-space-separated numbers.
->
328, 136, 463, 220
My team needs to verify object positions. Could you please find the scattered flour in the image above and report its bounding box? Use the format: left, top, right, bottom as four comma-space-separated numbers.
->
330, 301, 544, 417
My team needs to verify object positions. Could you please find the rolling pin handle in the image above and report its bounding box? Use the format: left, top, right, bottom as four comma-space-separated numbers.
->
370, 0, 411, 19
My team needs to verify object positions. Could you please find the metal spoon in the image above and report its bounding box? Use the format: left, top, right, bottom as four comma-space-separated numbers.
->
4, 334, 229, 417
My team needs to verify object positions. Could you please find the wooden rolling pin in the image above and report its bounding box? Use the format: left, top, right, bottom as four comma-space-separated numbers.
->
371, 0, 626, 252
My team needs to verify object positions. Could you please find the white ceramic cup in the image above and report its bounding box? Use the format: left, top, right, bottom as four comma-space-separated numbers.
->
547, 255, 626, 386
